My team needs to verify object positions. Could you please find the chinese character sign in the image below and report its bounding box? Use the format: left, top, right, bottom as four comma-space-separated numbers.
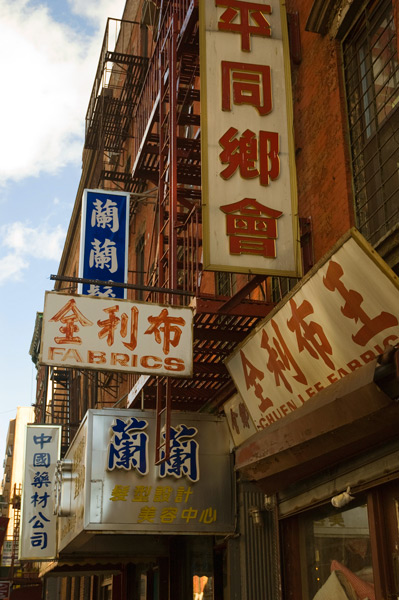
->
226, 231, 399, 430
200, 0, 300, 276
40, 292, 193, 377
19, 425, 61, 560
79, 189, 129, 299
57, 410, 234, 551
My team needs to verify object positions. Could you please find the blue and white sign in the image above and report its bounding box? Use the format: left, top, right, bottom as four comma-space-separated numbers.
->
19, 425, 61, 560
79, 189, 129, 299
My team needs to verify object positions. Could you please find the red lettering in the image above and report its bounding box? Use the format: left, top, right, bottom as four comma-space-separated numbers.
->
306, 387, 316, 398
88, 350, 106, 364
111, 353, 129, 366
140, 355, 162, 369
63, 349, 84, 363
314, 381, 324, 392
360, 350, 375, 363
337, 368, 349, 378
327, 373, 338, 384
347, 359, 362, 372
240, 349, 273, 412
164, 357, 185, 372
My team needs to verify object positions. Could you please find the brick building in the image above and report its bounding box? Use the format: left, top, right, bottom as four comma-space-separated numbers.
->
27, 0, 399, 598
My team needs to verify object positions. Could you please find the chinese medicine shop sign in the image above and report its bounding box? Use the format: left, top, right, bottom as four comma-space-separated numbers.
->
226, 230, 399, 430
79, 189, 129, 299
57, 410, 234, 552
200, 0, 301, 276
19, 425, 61, 560
40, 292, 193, 377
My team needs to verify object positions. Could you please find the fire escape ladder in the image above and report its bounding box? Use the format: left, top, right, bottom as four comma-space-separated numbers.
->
153, 16, 179, 461
84, 18, 149, 193
50, 367, 70, 454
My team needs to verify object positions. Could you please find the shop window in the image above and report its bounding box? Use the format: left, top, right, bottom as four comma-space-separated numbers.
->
300, 499, 373, 599
281, 479, 399, 599
343, 0, 399, 246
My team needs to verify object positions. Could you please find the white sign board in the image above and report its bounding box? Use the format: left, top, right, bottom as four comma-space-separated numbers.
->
226, 230, 399, 430
40, 292, 193, 377
200, 0, 300, 276
19, 425, 61, 560
57, 410, 234, 552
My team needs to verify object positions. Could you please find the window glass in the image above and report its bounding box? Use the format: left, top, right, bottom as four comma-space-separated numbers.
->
343, 0, 399, 245
300, 500, 374, 600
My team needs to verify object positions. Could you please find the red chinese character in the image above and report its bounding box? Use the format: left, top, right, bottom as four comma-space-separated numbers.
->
220, 198, 282, 257
221, 61, 272, 115
216, 0, 272, 51
97, 305, 138, 350
219, 127, 279, 186
50, 298, 93, 344
240, 349, 273, 412
230, 408, 240, 434
145, 308, 186, 355
323, 260, 398, 346
287, 298, 335, 370
238, 401, 251, 428
260, 320, 307, 393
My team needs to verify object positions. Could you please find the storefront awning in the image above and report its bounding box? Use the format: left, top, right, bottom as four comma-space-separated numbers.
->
235, 354, 399, 494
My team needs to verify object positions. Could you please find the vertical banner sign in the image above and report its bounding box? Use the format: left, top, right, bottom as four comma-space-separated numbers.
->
79, 189, 129, 299
19, 425, 61, 560
200, 0, 301, 276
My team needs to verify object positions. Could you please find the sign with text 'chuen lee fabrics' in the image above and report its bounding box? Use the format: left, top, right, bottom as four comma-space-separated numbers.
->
200, 0, 301, 276
226, 230, 399, 430
19, 425, 61, 560
40, 292, 193, 377
79, 189, 129, 299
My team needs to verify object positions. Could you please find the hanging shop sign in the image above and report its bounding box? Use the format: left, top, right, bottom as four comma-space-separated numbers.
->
19, 425, 61, 560
226, 229, 399, 430
200, 0, 301, 276
40, 292, 193, 377
56, 409, 234, 553
79, 188, 129, 299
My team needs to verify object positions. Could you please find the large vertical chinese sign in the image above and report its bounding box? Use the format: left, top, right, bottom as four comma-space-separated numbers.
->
40, 292, 193, 377
19, 425, 61, 560
79, 189, 129, 299
200, 0, 301, 276
226, 230, 399, 430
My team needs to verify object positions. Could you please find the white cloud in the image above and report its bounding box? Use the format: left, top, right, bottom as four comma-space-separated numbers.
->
0, 0, 126, 185
0, 253, 29, 284
0, 221, 66, 283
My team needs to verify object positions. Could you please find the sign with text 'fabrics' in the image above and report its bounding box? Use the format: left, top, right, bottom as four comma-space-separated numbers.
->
57, 410, 234, 552
79, 189, 129, 299
19, 425, 61, 560
200, 0, 301, 276
40, 292, 193, 377
226, 230, 399, 430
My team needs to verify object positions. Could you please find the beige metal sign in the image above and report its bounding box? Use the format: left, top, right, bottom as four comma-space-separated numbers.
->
57, 410, 235, 552
200, 0, 300, 276
40, 292, 193, 377
226, 230, 399, 430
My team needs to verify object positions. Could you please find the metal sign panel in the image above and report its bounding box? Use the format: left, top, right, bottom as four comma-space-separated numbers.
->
226, 230, 399, 430
57, 410, 234, 552
40, 292, 193, 377
200, 0, 301, 276
79, 188, 129, 299
19, 425, 61, 560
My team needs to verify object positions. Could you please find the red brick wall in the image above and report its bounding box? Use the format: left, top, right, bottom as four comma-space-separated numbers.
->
286, 0, 355, 264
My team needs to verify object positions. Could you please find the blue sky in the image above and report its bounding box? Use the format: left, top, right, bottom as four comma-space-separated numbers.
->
0, 0, 126, 462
